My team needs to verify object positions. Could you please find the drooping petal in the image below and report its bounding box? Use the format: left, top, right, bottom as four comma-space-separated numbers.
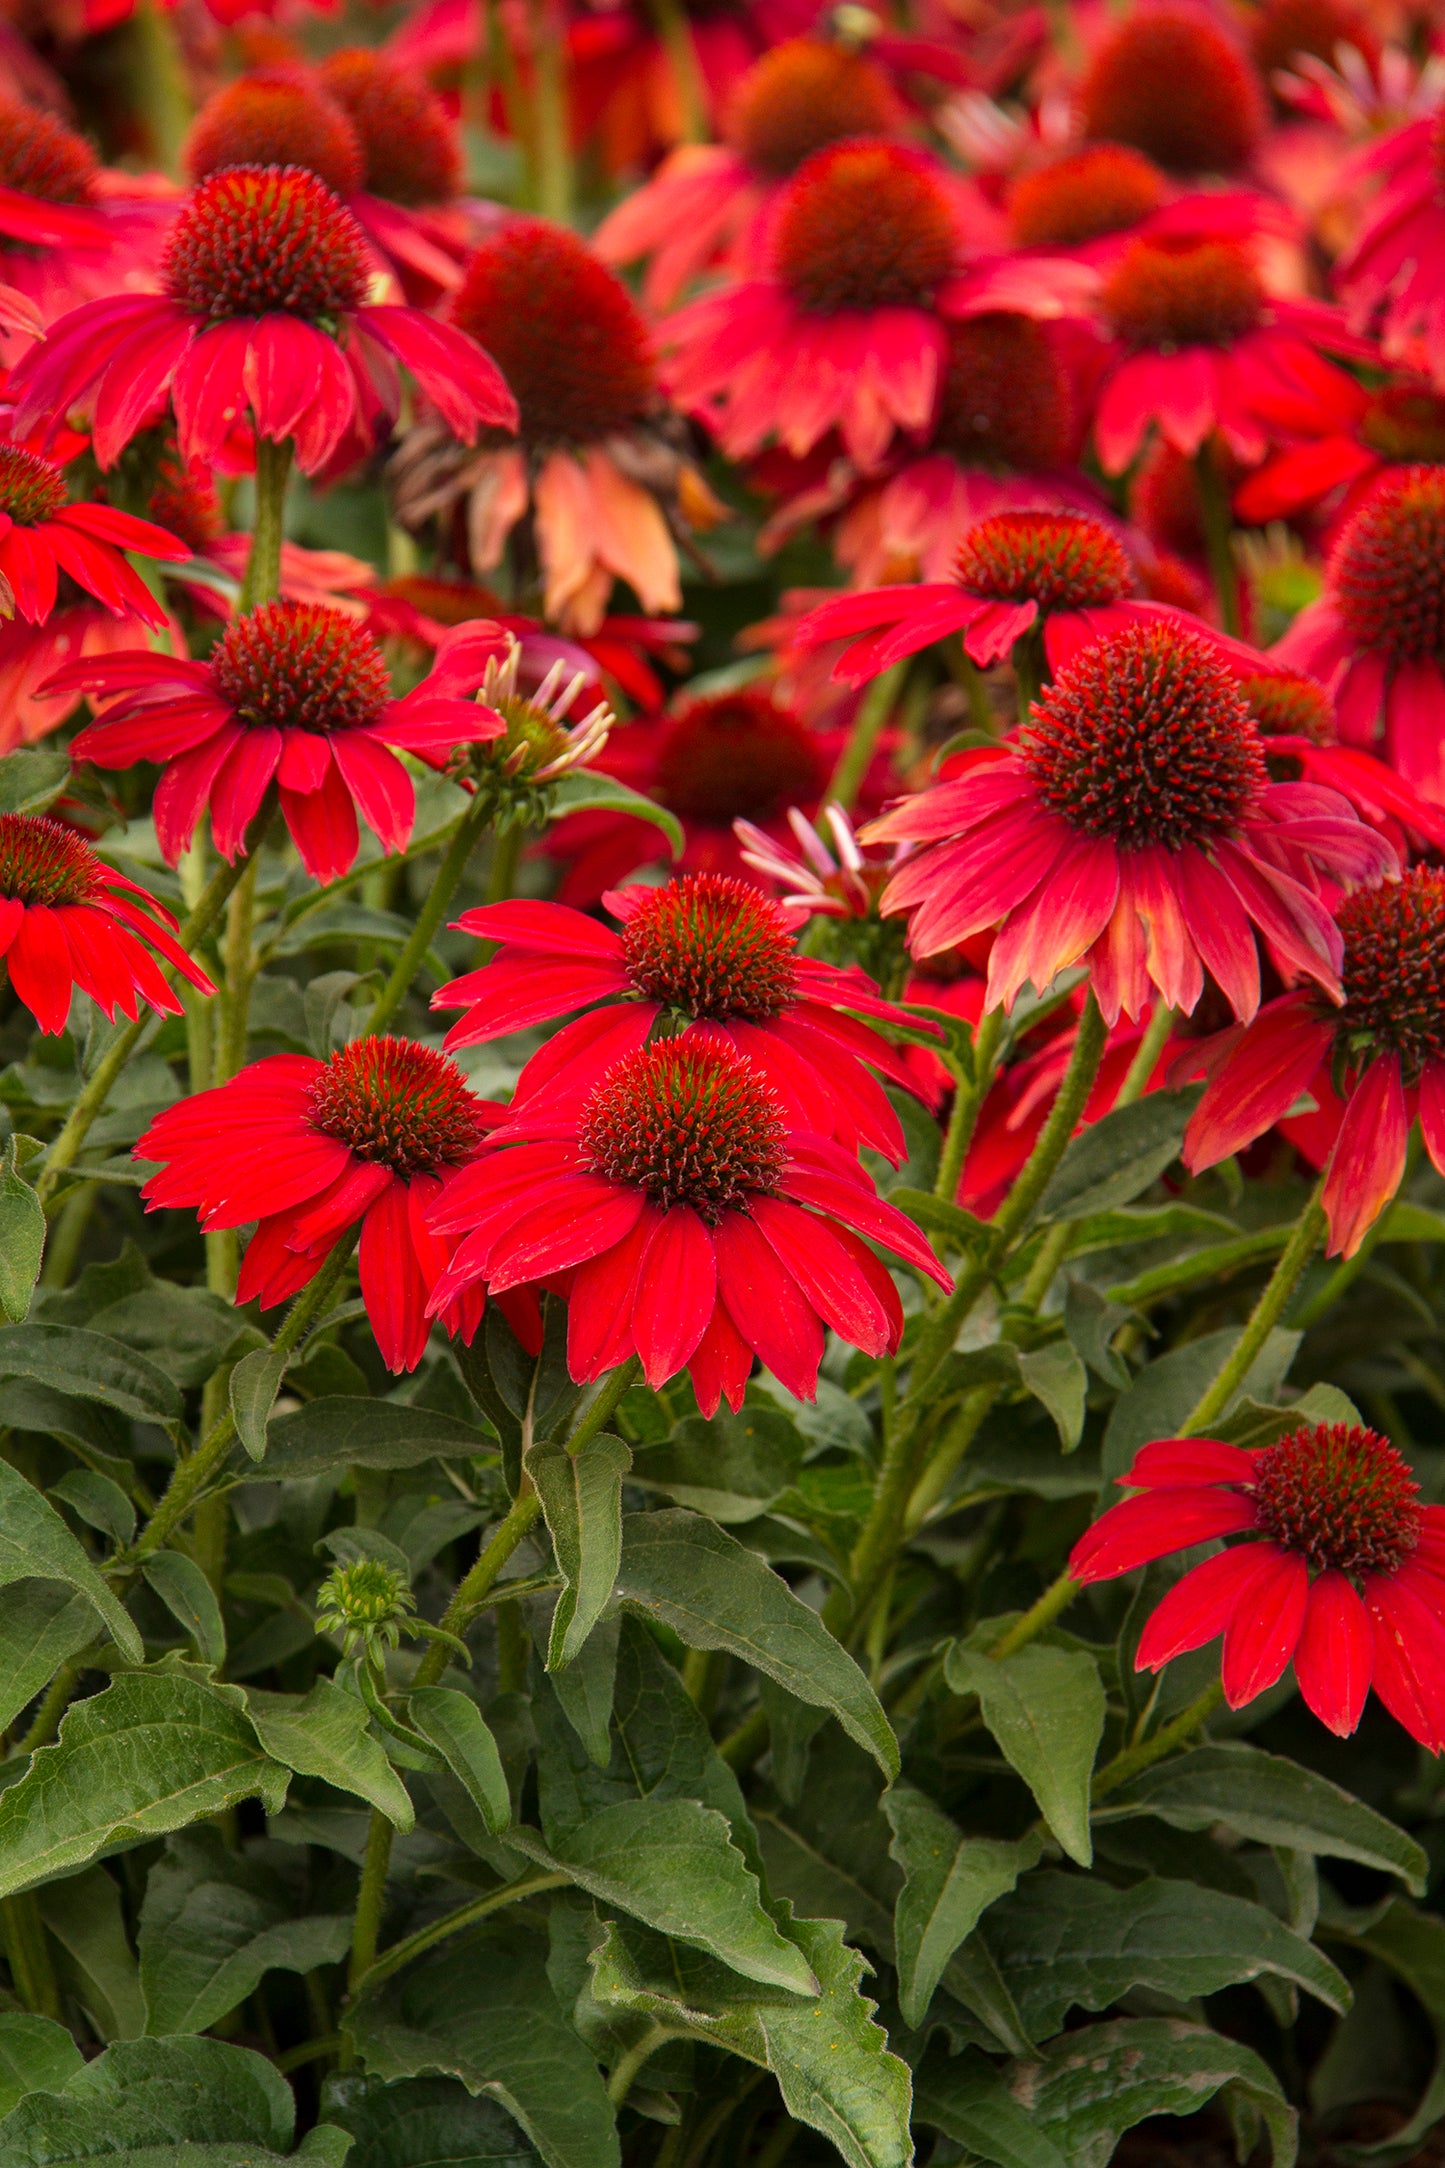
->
1135, 1542, 1278, 1671
1293, 1570, 1373, 1737
630, 1205, 716, 1386
1124, 1439, 1260, 1489
1069, 1488, 1261, 1583
711, 1208, 825, 1402
1322, 1054, 1408, 1258
1183, 993, 1335, 1172
1219, 1545, 1309, 1706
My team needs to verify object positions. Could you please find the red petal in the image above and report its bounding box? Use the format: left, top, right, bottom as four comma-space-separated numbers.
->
1136, 1542, 1277, 1671
1069, 1488, 1260, 1583
1125, 1439, 1260, 1489
1219, 1546, 1309, 1706
711, 1209, 824, 1402
630, 1205, 716, 1386
1294, 1571, 1372, 1737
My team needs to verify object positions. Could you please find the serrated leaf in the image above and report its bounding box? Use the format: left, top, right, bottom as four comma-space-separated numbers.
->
1036, 1089, 1201, 1222
254, 1398, 496, 1478
982, 1872, 1350, 2037
138, 1825, 350, 2035
0, 2015, 83, 2117
589, 1910, 912, 2168
347, 1923, 619, 2168
944, 1645, 1104, 1865
322, 2074, 542, 2168
0, 1145, 45, 1323
410, 1689, 510, 1835
143, 1551, 226, 1669
230, 1344, 289, 1461
0, 1674, 288, 1900
548, 769, 683, 857
525, 1434, 629, 1669
0, 1458, 141, 1662
0, 2034, 325, 2165
1016, 1341, 1087, 1451
614, 1511, 897, 1779
0, 1323, 182, 1425
883, 1786, 1041, 2029
510, 1796, 817, 1994
246, 1677, 414, 1832
1095, 1743, 1426, 1893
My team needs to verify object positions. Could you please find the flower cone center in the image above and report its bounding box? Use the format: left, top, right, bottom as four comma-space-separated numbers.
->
773, 141, 956, 314
954, 511, 1133, 609
1333, 465, 1445, 660
1251, 1422, 1421, 1575
580, 1038, 787, 1218
620, 873, 798, 1020
211, 601, 392, 734
308, 1038, 485, 1173
163, 166, 371, 321
0, 814, 100, 907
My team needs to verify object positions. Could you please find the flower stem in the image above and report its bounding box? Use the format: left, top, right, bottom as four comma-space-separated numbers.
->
1115, 998, 1174, 1108
933, 1007, 1005, 1204
987, 1569, 1080, 1659
608, 2023, 675, 2107
124, 1239, 356, 1566
1091, 1677, 1226, 1801
125, 0, 189, 175
409, 1490, 545, 1693
347, 1809, 396, 2000
826, 664, 902, 814
37, 850, 253, 1206
1181, 1194, 1327, 1435
526, 0, 573, 220
564, 1357, 639, 1459
239, 437, 293, 613
1194, 446, 1240, 639
645, 0, 708, 142
365, 787, 497, 1036
358, 1871, 571, 1993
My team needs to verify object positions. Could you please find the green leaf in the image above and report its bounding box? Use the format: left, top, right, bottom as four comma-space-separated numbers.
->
1015, 1341, 1087, 1452
246, 1678, 415, 1832
0, 1323, 182, 1426
0, 747, 71, 816
322, 2074, 543, 2168
1095, 1743, 1426, 1894
143, 1552, 226, 1669
82, 1285, 255, 1394
1378, 1199, 1445, 1243
889, 1190, 987, 1251
1106, 1226, 1293, 1308
510, 1798, 817, 1994
883, 1786, 1041, 2029
49, 1471, 135, 1549
1036, 1089, 1202, 1221
982, 1872, 1350, 2038
347, 1923, 620, 2168
1328, 1900, 1445, 2164
230, 1344, 289, 1462
547, 769, 683, 858
614, 1511, 897, 1779
590, 1910, 913, 2168
525, 1434, 630, 1669
0, 2016, 83, 2117
410, 1689, 510, 1835
0, 1458, 141, 1662
1101, 1326, 1300, 1484
137, 1825, 350, 2035
255, 1398, 495, 1477
917, 2020, 1297, 2168
0, 1142, 45, 1323
629, 1407, 804, 1522
36, 1864, 145, 2040
943, 1645, 1105, 1866
0, 1673, 289, 1900
0, 1583, 97, 1735
0, 2034, 326, 2165
544, 1614, 618, 1769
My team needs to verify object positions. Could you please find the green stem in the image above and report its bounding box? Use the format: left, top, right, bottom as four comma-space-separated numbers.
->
1180, 1195, 1326, 1435
932, 1008, 1005, 1204
125, 1239, 356, 1565
987, 1570, 1079, 1660
564, 1357, 639, 1459
826, 664, 902, 814
409, 1490, 545, 1692
1194, 446, 1240, 639
527, 0, 572, 220
486, 820, 524, 905
205, 853, 262, 1309
360, 1871, 571, 1991
238, 437, 293, 613
1292, 1209, 1389, 1329
0, 1893, 60, 2019
126, 0, 189, 174
1091, 1678, 1226, 1801
365, 788, 497, 1036
608, 2021, 675, 2108
1115, 999, 1175, 1108
347, 1810, 396, 2000
1013, 626, 1047, 720
37, 850, 253, 1205
645, 0, 707, 141
903, 1383, 995, 1533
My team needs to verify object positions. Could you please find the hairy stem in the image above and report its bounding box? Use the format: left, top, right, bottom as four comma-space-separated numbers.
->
1181, 1195, 1327, 1435
238, 436, 293, 613
608, 2022, 675, 2107
365, 787, 497, 1035
826, 664, 903, 813
410, 1490, 545, 1692
932, 1007, 1006, 1204
1091, 1678, 1226, 1801
359, 1870, 571, 1991
564, 1357, 640, 1459
1194, 446, 1240, 639
347, 1810, 396, 2002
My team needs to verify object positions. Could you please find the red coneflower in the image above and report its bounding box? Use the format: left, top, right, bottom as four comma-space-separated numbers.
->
1276, 466, 1445, 803
433, 870, 935, 1163
1336, 109, 1445, 385
864, 618, 1394, 1022
427, 1036, 948, 1410
7, 165, 515, 477
134, 1037, 533, 1374
1007, 146, 1168, 252
0, 441, 187, 629
1236, 375, 1445, 527
0, 812, 214, 1034
1184, 868, 1445, 1256
1069, 1421, 1445, 1750
46, 604, 509, 881
1076, 6, 1268, 175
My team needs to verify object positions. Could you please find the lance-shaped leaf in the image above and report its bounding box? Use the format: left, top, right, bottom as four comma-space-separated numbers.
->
246, 1678, 415, 1832
0, 1323, 182, 1426
883, 1786, 1042, 2029
944, 1645, 1104, 1865
0, 1674, 288, 1901
615, 1511, 897, 1778
509, 1797, 818, 1995
0, 1458, 141, 1663
548, 769, 683, 857
254, 1397, 495, 1479
142, 1552, 226, 1670
0, 1584, 101, 1736
525, 1434, 630, 1668
347, 1923, 619, 2168
138, 1826, 351, 2036
410, 1689, 510, 1835
590, 1910, 912, 2168
0, 1142, 45, 1323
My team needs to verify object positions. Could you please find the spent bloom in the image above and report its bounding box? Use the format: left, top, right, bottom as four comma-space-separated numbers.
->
432, 871, 936, 1161
865, 619, 1395, 1023
1184, 868, 1445, 1256
8, 164, 516, 478
427, 1035, 948, 1410
0, 812, 215, 1035
1070, 1422, 1445, 1751
47, 606, 510, 882
134, 1037, 534, 1374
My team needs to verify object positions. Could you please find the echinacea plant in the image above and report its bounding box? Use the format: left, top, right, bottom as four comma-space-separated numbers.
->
6, 10, 1445, 2168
